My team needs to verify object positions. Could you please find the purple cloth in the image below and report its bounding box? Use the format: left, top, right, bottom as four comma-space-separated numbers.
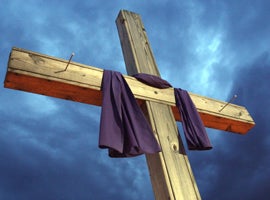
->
99, 70, 161, 157
174, 89, 212, 150
133, 73, 212, 150
133, 73, 172, 89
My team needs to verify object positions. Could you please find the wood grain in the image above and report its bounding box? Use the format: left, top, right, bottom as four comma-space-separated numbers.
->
116, 10, 200, 200
3, 10, 255, 200
5, 47, 254, 134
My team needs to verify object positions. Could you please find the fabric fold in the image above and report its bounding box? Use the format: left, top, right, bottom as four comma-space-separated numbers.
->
174, 88, 212, 150
133, 73, 212, 150
99, 70, 161, 157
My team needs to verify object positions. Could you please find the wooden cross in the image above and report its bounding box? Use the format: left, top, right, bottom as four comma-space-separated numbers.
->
4, 10, 254, 200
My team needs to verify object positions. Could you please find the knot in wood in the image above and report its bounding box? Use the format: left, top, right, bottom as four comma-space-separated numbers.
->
172, 143, 178, 152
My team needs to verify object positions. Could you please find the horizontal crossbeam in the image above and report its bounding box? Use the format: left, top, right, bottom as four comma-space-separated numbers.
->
4, 47, 255, 134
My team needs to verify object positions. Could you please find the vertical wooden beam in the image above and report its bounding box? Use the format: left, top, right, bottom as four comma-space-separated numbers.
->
116, 10, 201, 199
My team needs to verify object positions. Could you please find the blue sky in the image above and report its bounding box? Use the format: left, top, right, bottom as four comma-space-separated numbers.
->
0, 0, 270, 199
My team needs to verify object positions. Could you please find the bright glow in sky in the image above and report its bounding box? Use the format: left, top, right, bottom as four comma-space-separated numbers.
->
0, 1, 269, 199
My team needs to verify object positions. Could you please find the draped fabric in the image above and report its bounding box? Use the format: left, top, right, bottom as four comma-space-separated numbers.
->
133, 73, 212, 150
99, 70, 211, 158
133, 73, 172, 89
99, 70, 161, 157
174, 89, 212, 150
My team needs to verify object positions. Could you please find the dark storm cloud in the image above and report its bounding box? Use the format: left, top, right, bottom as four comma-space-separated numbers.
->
189, 52, 270, 200
222, 52, 270, 199
0, 1, 152, 199
179, 3, 270, 199
0, 0, 124, 73
1, 0, 270, 199
0, 91, 152, 199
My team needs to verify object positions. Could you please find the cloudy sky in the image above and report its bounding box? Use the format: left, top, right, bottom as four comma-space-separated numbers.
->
0, 0, 269, 199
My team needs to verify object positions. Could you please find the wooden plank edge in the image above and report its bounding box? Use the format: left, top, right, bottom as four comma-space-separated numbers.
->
4, 71, 102, 106
4, 71, 255, 134
8, 47, 254, 123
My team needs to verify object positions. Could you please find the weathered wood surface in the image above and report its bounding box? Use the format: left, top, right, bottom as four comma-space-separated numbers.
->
4, 47, 255, 134
116, 10, 201, 200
